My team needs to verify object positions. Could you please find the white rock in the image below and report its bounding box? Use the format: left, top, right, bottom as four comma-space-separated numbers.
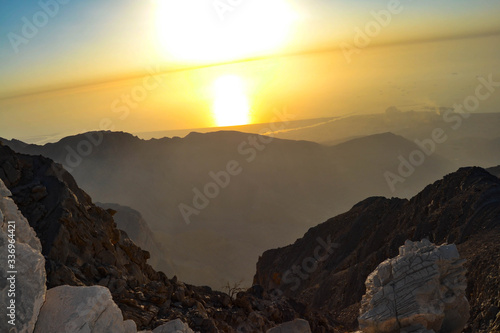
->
34, 285, 136, 333
0, 180, 46, 333
153, 319, 194, 333
266, 319, 312, 333
359, 239, 469, 333
124, 320, 139, 333
152, 318, 194, 333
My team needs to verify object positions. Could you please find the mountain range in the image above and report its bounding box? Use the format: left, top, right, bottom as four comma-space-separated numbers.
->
1, 128, 458, 287
1, 140, 498, 332
272, 111, 500, 168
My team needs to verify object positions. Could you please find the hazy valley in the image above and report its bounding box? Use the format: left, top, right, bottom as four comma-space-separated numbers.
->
3, 111, 483, 287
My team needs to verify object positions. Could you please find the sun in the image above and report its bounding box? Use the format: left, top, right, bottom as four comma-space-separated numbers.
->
212, 75, 251, 127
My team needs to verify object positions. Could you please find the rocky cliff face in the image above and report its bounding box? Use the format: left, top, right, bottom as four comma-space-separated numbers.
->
0, 141, 166, 328
97, 202, 175, 277
0, 143, 337, 332
254, 167, 500, 332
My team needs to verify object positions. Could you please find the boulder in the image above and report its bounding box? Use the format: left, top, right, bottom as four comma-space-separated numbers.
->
0, 179, 46, 333
34, 285, 136, 333
152, 318, 194, 333
359, 239, 469, 333
266, 319, 312, 333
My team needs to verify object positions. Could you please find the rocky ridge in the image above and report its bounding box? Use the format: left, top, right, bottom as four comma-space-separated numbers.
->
254, 167, 500, 332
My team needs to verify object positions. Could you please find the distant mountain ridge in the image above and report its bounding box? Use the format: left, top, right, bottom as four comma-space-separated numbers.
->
273, 112, 500, 168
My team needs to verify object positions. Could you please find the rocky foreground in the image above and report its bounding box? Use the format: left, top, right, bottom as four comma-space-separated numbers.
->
1, 141, 500, 332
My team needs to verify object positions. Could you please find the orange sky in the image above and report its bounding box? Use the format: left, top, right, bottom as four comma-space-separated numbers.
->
1, 0, 500, 141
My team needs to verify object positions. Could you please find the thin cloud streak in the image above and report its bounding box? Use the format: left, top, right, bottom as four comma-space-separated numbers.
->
2, 28, 500, 101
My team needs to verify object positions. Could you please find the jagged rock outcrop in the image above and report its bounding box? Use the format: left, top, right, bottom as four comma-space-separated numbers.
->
0, 136, 337, 332
0, 143, 165, 329
0, 179, 46, 333
359, 239, 469, 333
254, 167, 500, 332
97, 202, 175, 277
266, 319, 311, 333
34, 285, 136, 333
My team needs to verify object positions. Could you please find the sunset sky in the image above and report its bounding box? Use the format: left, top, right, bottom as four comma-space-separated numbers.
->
1, 0, 500, 142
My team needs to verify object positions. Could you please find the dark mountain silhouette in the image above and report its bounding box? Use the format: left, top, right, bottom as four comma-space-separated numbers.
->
0, 143, 337, 332
254, 167, 500, 332
1, 130, 456, 287
328, 132, 453, 198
